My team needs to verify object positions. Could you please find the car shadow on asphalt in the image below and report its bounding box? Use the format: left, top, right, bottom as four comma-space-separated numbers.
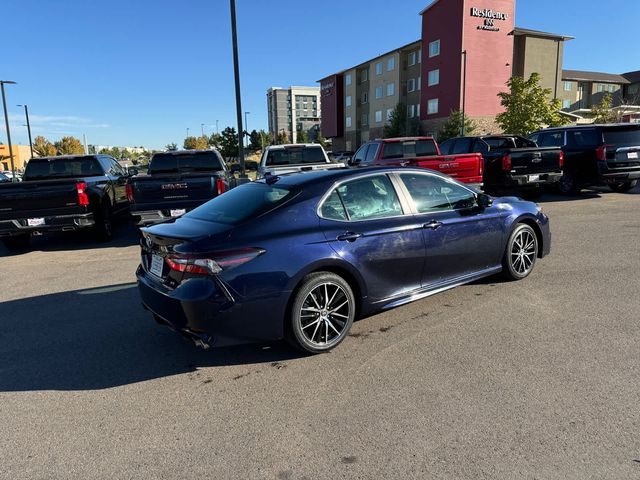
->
0, 222, 141, 257
0, 283, 301, 392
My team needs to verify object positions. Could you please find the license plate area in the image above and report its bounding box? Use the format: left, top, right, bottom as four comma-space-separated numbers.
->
628, 152, 638, 159
27, 218, 45, 226
528, 174, 540, 182
149, 254, 165, 277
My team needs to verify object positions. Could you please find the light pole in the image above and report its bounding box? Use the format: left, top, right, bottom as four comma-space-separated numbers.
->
186, 127, 190, 138
461, 50, 468, 137
1, 80, 17, 181
201, 123, 205, 137
230, 0, 246, 179
17, 104, 33, 158
216, 120, 219, 134
244, 111, 250, 148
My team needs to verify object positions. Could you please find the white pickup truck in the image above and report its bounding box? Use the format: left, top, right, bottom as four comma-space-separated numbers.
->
257, 144, 345, 179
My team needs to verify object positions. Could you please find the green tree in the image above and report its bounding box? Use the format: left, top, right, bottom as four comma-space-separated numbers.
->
55, 136, 84, 155
248, 130, 266, 151
219, 127, 239, 158
165, 143, 178, 151
258, 130, 272, 150
183, 136, 197, 150
33, 136, 57, 157
438, 110, 478, 141
276, 131, 289, 145
496, 73, 568, 135
208, 133, 222, 150
296, 129, 310, 144
591, 92, 618, 124
383, 103, 421, 138
313, 128, 328, 149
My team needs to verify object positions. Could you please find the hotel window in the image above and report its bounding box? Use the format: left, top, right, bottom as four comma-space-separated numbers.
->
346, 95, 352, 107
416, 104, 420, 117
564, 81, 572, 91
427, 98, 439, 115
375, 62, 383, 75
387, 82, 395, 96
362, 92, 369, 104
407, 78, 416, 93
408, 105, 416, 118
429, 40, 440, 58
375, 110, 383, 123
345, 74, 352, 86
562, 99, 571, 109
418, 48, 422, 63
408, 52, 416, 66
345, 116, 352, 128
387, 57, 395, 72
362, 113, 369, 126
596, 84, 604, 93
360, 69, 369, 83
375, 86, 383, 99
428, 69, 440, 87
417, 76, 421, 90
387, 108, 394, 121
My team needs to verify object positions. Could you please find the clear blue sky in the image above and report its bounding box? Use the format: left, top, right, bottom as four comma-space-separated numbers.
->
2, 0, 638, 149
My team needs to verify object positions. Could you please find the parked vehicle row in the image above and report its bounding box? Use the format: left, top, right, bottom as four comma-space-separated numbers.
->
528, 123, 640, 194
137, 166, 550, 352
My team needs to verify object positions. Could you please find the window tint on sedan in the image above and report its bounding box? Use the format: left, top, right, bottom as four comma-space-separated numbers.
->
333, 175, 403, 221
320, 190, 347, 221
399, 173, 476, 213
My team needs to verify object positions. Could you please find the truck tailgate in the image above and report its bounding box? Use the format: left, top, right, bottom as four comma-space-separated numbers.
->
509, 147, 562, 175
0, 180, 84, 220
407, 154, 483, 184
130, 174, 219, 208
264, 162, 345, 176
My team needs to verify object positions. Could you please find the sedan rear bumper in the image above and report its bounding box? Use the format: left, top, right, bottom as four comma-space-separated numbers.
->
0, 213, 95, 237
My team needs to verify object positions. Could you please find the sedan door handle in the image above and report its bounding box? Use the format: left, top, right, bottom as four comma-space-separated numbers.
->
423, 221, 443, 230
337, 232, 362, 242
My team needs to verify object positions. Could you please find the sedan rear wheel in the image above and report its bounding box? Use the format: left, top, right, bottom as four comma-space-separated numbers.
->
288, 272, 355, 353
502, 224, 538, 281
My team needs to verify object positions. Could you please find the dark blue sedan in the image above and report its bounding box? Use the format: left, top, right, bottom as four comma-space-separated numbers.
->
136, 167, 550, 353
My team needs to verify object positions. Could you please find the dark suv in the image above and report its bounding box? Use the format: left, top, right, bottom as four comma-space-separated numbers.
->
528, 124, 640, 193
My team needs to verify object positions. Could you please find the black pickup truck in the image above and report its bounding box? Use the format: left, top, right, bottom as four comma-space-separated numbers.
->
126, 150, 235, 226
439, 135, 564, 196
0, 154, 132, 250
528, 124, 640, 194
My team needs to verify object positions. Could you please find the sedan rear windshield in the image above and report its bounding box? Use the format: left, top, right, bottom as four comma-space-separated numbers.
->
186, 182, 297, 225
381, 140, 438, 159
149, 152, 223, 173
602, 127, 640, 147
23, 156, 103, 180
265, 147, 326, 166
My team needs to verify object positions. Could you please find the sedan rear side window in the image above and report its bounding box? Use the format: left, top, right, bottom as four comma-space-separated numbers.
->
320, 175, 403, 221
399, 173, 476, 213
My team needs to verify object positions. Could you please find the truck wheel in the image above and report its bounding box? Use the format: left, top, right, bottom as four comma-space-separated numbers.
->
1, 234, 30, 251
94, 201, 113, 241
502, 224, 538, 281
609, 180, 637, 193
286, 272, 355, 354
558, 172, 580, 195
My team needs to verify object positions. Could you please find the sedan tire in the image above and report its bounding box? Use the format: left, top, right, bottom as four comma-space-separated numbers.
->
502, 224, 538, 281
287, 272, 355, 353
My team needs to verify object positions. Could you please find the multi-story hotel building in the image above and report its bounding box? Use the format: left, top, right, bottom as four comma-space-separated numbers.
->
267, 86, 321, 144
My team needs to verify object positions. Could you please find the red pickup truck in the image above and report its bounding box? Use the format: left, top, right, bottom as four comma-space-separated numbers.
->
349, 136, 483, 187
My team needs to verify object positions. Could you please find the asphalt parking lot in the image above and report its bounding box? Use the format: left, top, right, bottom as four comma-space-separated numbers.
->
1, 186, 639, 479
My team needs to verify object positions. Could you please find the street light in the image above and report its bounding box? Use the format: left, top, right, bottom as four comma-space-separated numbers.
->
461, 50, 468, 136
244, 111, 250, 147
186, 127, 190, 138
216, 120, 219, 134
230, 0, 247, 179
0, 80, 17, 181
17, 104, 33, 159
201, 123, 205, 137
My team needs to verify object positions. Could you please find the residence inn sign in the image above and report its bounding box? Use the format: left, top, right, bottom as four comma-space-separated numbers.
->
470, 6, 509, 31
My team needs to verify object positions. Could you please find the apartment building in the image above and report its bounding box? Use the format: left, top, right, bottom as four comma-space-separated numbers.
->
267, 86, 321, 144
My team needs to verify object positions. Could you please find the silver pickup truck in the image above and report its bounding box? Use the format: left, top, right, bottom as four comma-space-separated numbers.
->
257, 144, 345, 178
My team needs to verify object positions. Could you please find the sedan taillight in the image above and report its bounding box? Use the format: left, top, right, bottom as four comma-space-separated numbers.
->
76, 182, 89, 206
166, 248, 265, 276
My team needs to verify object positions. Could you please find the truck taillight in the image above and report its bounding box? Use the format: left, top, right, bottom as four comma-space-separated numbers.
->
501, 154, 512, 172
559, 151, 564, 168
76, 182, 89, 206
126, 183, 135, 203
216, 178, 226, 195
596, 144, 612, 161
166, 248, 265, 276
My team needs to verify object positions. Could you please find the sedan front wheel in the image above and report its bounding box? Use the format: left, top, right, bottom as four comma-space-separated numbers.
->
288, 272, 355, 353
502, 224, 538, 281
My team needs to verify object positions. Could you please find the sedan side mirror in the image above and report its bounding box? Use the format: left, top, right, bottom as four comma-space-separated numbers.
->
476, 193, 493, 209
